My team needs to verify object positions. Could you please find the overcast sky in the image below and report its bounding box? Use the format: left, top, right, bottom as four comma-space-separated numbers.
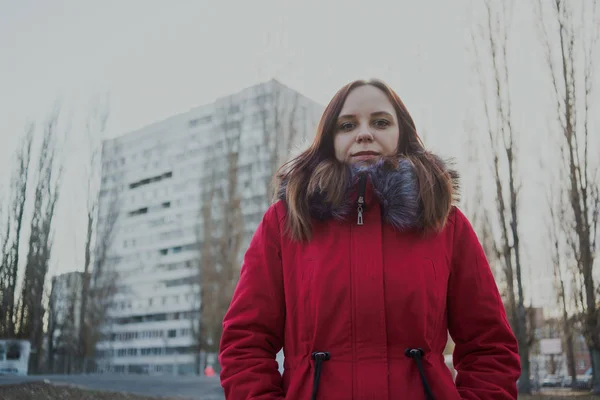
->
1, 0, 598, 310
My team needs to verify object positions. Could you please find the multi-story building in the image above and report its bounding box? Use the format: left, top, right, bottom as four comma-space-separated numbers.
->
94, 80, 323, 375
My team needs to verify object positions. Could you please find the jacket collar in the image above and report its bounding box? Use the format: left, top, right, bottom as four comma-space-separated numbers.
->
278, 154, 459, 231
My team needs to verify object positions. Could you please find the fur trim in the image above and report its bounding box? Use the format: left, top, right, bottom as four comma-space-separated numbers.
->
278, 153, 459, 231
367, 158, 421, 230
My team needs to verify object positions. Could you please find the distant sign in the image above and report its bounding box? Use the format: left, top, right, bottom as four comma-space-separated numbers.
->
540, 338, 562, 355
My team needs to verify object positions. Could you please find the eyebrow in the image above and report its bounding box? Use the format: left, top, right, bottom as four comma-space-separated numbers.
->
337, 111, 395, 120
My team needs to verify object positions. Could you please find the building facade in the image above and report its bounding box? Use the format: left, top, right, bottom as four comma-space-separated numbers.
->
94, 80, 323, 374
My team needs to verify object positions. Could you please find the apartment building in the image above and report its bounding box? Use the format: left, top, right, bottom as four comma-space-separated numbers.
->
94, 80, 323, 374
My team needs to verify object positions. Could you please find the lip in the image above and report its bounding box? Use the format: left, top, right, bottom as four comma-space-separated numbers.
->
351, 151, 380, 159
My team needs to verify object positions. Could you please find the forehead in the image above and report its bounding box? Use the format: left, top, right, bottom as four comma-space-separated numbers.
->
339, 85, 396, 117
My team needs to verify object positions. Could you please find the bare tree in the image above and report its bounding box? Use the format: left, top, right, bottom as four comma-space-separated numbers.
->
0, 125, 34, 338
546, 181, 578, 388
536, 0, 600, 391
471, 0, 531, 393
463, 124, 499, 275
0, 202, 8, 336
16, 107, 64, 374
190, 165, 216, 373
195, 98, 245, 370
85, 190, 120, 372
254, 80, 311, 206
46, 276, 58, 373
47, 273, 81, 374
77, 95, 111, 372
190, 174, 213, 373
190, 83, 319, 371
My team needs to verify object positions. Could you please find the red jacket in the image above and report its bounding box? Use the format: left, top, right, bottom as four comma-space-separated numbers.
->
220, 162, 520, 399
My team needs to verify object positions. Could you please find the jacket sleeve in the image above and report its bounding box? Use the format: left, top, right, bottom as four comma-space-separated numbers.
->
447, 208, 521, 399
219, 203, 286, 399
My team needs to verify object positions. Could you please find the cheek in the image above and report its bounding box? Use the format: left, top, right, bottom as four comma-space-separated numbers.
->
333, 135, 348, 156
383, 129, 400, 153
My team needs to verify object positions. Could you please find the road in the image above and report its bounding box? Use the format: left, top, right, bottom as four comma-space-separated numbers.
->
0, 374, 224, 399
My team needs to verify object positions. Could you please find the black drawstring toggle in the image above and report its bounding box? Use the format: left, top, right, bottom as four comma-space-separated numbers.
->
311, 351, 330, 400
405, 348, 435, 400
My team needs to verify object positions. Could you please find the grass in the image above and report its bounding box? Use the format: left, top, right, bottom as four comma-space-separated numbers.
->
0, 381, 194, 400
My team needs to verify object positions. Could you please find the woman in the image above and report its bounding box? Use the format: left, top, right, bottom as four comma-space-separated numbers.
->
219, 79, 521, 399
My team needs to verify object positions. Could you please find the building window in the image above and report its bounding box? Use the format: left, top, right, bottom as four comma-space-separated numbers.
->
188, 115, 212, 128
179, 328, 191, 337
6, 343, 21, 360
168, 329, 176, 338
129, 207, 148, 217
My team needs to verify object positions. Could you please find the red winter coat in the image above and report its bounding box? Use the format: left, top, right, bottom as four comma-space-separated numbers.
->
220, 161, 520, 399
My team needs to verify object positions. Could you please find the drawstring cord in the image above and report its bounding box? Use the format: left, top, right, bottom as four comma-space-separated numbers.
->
405, 348, 435, 400
309, 349, 433, 399
311, 351, 330, 400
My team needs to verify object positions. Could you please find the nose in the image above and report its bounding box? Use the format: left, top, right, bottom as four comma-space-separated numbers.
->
356, 127, 374, 143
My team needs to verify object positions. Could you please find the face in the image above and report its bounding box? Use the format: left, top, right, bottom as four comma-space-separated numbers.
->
333, 85, 400, 164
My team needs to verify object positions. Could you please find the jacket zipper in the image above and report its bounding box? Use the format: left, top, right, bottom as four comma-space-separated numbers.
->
356, 173, 367, 225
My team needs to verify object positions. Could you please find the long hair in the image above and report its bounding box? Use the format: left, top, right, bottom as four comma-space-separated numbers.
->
276, 79, 454, 242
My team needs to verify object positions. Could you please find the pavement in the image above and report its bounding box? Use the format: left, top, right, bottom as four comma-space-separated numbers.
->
0, 374, 225, 400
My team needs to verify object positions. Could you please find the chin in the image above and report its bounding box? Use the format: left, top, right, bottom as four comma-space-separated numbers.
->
348, 156, 380, 166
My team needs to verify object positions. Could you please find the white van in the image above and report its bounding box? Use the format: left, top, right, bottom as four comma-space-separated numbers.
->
0, 339, 31, 376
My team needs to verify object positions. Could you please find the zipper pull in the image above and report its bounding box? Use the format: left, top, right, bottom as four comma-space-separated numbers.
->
356, 174, 367, 226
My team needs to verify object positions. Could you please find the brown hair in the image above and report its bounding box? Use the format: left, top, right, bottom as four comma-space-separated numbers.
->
276, 79, 454, 242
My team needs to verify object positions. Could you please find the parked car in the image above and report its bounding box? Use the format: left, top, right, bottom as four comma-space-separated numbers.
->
516, 377, 539, 391
560, 370, 592, 390
574, 368, 593, 390
542, 375, 562, 387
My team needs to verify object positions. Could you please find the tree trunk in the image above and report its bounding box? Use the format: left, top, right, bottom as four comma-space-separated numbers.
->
78, 211, 93, 371
536, 0, 599, 392
471, 1, 531, 392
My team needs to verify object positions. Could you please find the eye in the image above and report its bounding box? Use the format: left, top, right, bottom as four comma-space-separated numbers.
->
339, 122, 355, 131
373, 119, 390, 128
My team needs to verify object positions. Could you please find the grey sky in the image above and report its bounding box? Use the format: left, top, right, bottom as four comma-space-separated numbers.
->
1, 0, 597, 310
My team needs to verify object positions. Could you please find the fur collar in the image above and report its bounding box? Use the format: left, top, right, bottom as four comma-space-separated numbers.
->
278, 154, 459, 231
